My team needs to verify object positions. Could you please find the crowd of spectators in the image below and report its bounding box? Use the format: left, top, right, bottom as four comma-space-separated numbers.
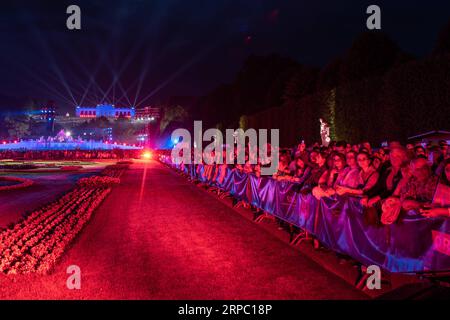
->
191, 139, 450, 223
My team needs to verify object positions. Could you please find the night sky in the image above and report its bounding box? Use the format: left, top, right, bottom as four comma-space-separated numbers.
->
0, 0, 449, 113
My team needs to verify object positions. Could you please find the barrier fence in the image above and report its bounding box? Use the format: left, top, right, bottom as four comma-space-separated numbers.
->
161, 156, 450, 274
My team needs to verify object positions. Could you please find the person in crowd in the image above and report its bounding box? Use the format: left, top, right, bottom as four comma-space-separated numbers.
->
362, 146, 408, 208
421, 158, 450, 218
428, 145, 443, 174
345, 143, 352, 153
308, 149, 319, 166
273, 153, 292, 180
378, 147, 388, 160
361, 141, 372, 154
294, 140, 308, 159
377, 147, 391, 176
439, 140, 448, 159
253, 143, 273, 178
334, 141, 346, 154
335, 151, 379, 197
300, 151, 328, 193
325, 153, 335, 174
289, 156, 311, 184
289, 141, 308, 172
404, 143, 415, 160
394, 158, 438, 211
414, 145, 427, 158
341, 151, 361, 188
242, 149, 257, 174
371, 153, 383, 171
234, 147, 247, 172
312, 153, 348, 199
435, 143, 449, 177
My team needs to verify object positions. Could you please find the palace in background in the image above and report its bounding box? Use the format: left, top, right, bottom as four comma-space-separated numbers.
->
32, 104, 160, 126
76, 104, 135, 118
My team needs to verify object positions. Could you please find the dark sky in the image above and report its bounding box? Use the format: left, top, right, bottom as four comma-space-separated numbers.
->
0, 0, 449, 113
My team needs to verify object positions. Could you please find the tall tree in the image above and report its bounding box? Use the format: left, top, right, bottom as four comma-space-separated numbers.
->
433, 19, 450, 55
4, 116, 31, 139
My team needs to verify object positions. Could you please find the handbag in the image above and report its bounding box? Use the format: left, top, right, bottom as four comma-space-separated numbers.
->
381, 197, 402, 225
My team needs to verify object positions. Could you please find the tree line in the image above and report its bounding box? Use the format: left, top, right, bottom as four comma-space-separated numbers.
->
189, 23, 450, 147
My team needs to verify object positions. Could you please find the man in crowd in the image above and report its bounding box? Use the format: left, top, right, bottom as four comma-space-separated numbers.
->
396, 158, 438, 211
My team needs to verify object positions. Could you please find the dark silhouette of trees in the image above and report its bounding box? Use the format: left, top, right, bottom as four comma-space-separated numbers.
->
340, 32, 405, 83
433, 19, 450, 55
194, 54, 300, 130
381, 55, 450, 139
190, 26, 450, 147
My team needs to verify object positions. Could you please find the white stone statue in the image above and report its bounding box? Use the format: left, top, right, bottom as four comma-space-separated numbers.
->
320, 118, 331, 147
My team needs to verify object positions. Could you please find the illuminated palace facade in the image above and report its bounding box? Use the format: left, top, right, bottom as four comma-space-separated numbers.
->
76, 104, 135, 119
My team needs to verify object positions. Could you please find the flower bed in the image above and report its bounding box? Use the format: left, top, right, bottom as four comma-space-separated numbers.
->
100, 164, 129, 178
0, 165, 128, 275
0, 186, 111, 274
77, 176, 120, 188
0, 177, 34, 191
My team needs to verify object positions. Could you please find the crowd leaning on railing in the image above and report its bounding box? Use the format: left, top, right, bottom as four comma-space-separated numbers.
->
164, 139, 450, 224
0, 149, 142, 160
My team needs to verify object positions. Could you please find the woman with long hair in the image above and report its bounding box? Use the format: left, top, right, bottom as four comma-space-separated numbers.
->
335, 151, 379, 197
312, 153, 347, 199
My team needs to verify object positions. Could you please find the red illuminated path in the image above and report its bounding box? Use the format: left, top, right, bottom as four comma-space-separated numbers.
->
0, 160, 365, 299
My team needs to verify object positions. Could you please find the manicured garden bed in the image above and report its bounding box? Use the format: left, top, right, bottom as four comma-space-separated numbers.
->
0, 177, 34, 191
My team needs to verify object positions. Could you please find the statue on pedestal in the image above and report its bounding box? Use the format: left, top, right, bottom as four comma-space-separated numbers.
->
319, 118, 331, 147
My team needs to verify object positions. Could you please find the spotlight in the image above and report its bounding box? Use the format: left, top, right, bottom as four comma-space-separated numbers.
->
142, 151, 152, 160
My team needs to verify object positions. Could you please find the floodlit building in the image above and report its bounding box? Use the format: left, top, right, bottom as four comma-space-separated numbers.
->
76, 104, 135, 119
